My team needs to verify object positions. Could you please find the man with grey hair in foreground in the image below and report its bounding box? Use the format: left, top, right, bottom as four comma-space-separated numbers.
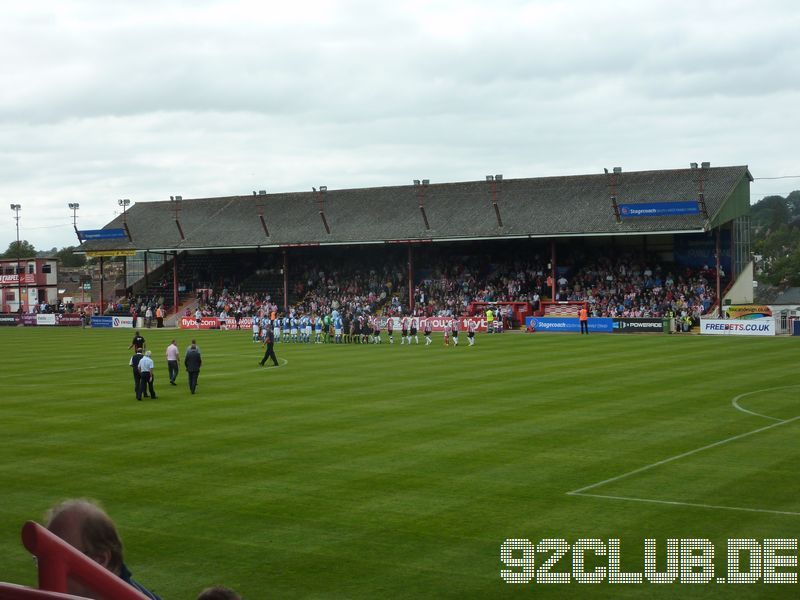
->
45, 498, 161, 599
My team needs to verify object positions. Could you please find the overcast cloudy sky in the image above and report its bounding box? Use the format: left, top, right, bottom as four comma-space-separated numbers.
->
1, 0, 798, 251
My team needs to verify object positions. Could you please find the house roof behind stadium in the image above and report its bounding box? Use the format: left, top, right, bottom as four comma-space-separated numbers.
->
81, 165, 752, 252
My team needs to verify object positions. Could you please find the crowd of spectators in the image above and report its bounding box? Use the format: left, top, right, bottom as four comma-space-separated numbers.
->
22, 301, 78, 314
407, 256, 550, 317
554, 254, 719, 321
193, 288, 278, 319
293, 261, 406, 318
173, 249, 726, 328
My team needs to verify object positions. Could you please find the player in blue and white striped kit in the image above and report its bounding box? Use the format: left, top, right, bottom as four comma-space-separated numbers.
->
314, 314, 324, 343
273, 313, 281, 342
334, 314, 343, 343
263, 315, 272, 341
282, 315, 290, 342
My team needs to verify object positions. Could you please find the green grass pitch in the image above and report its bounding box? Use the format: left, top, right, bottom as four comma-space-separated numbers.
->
1, 327, 798, 599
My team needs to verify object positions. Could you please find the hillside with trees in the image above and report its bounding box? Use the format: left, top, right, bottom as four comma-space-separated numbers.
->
751, 190, 800, 292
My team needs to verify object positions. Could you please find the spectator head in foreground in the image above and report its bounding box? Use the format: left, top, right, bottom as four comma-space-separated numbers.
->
45, 498, 161, 599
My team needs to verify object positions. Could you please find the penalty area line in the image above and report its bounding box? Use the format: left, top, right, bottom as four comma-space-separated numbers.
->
568, 492, 800, 518
567, 415, 800, 496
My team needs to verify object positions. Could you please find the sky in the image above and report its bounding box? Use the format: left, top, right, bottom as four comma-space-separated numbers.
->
1, 0, 799, 252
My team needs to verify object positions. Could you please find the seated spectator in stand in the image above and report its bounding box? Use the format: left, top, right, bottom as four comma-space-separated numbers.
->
45, 498, 162, 599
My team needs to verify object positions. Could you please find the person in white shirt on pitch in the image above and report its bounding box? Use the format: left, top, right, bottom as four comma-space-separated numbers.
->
166, 340, 179, 385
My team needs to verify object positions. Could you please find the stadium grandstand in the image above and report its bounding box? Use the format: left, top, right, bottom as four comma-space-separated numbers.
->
76, 163, 753, 328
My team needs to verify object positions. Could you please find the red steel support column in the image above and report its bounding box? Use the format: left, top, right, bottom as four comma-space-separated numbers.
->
99, 257, 105, 312
408, 244, 414, 313
283, 250, 288, 313
716, 227, 722, 315
173, 251, 179, 314
550, 240, 557, 300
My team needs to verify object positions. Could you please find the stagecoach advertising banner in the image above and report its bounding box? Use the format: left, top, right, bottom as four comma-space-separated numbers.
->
91, 315, 133, 328
618, 201, 700, 217
525, 317, 614, 333
700, 318, 776, 336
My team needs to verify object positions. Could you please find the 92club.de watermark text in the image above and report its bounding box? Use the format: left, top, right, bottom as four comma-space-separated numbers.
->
501, 538, 798, 584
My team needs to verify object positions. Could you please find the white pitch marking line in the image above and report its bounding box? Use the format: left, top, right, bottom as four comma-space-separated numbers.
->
731, 384, 800, 422
567, 415, 800, 495
569, 492, 800, 517
256, 357, 289, 369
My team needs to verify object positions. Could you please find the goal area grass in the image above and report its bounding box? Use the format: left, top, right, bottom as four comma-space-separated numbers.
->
1, 327, 798, 599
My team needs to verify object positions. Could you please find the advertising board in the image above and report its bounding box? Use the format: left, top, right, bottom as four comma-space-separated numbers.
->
700, 318, 775, 336
180, 316, 221, 329
112, 316, 134, 328
91, 316, 113, 328
525, 317, 614, 333
0, 314, 20, 326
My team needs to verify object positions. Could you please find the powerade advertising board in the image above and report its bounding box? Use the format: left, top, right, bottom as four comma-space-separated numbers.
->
612, 318, 663, 333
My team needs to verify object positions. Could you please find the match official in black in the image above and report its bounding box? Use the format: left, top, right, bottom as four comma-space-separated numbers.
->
259, 325, 279, 367
129, 330, 145, 351
185, 342, 202, 394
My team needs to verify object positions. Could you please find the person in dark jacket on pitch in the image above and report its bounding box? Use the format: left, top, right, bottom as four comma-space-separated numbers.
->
128, 331, 145, 351
259, 325, 279, 367
129, 348, 149, 398
184, 342, 202, 394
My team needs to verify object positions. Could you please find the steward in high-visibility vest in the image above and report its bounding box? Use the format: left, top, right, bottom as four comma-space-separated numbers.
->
579, 307, 589, 335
